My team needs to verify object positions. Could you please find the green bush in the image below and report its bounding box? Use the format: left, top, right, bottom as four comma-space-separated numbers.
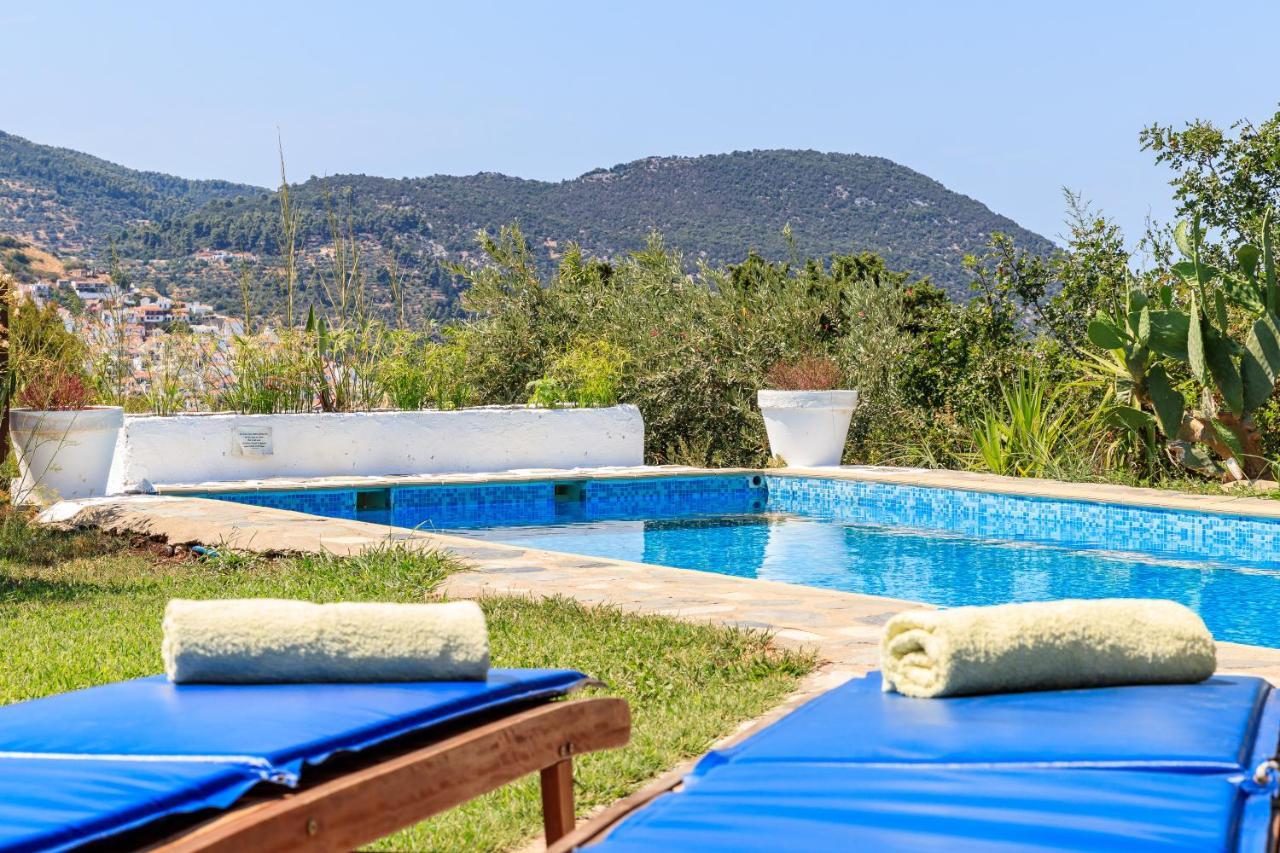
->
10, 299, 92, 407
460, 229, 929, 465
528, 340, 629, 408
217, 332, 317, 414
373, 331, 474, 411
452, 220, 1161, 475
1082, 212, 1280, 482
374, 332, 435, 410
968, 367, 1085, 478
420, 337, 474, 410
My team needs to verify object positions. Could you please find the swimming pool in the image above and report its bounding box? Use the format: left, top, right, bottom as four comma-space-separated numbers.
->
200, 474, 1280, 647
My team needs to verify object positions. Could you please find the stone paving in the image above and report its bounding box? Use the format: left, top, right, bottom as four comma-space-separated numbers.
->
40, 464, 1280, 683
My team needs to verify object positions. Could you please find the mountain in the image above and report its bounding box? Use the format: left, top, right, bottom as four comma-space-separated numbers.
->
0, 131, 1057, 315
0, 130, 258, 256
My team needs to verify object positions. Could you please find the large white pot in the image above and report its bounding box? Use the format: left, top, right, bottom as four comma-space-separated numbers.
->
758, 390, 859, 467
10, 406, 124, 504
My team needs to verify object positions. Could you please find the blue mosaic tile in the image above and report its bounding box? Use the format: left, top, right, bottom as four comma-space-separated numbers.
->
211, 489, 358, 519
763, 476, 1280, 567
581, 475, 766, 518
392, 482, 556, 530
393, 482, 553, 510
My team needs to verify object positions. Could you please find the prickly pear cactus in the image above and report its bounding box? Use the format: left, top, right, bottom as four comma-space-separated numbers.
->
1087, 210, 1279, 481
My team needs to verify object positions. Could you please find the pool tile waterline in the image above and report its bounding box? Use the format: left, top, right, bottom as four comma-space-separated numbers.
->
207, 475, 768, 531
765, 477, 1280, 567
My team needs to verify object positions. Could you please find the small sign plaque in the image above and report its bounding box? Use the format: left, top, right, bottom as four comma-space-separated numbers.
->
233, 426, 274, 456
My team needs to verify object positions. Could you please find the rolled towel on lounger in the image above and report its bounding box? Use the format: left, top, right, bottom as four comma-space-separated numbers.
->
163, 599, 489, 684
880, 599, 1215, 698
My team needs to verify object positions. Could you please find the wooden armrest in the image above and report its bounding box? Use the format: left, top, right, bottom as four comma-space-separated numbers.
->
149, 696, 630, 852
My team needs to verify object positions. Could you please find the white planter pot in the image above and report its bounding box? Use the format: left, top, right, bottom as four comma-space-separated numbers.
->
10, 406, 124, 504
758, 390, 859, 467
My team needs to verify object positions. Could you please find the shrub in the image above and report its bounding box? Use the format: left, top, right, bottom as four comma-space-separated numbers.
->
9, 298, 93, 408
374, 331, 435, 410
460, 229, 930, 464
421, 338, 474, 410
764, 355, 841, 390
528, 340, 629, 408
217, 332, 317, 414
1082, 212, 1280, 482
375, 333, 474, 411
15, 370, 92, 410
967, 368, 1083, 478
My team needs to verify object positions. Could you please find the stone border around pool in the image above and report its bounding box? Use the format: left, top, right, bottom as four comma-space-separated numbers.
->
39, 464, 1280, 684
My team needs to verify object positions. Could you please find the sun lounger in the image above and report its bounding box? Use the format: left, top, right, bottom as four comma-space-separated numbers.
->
559, 671, 1279, 851
0, 668, 630, 852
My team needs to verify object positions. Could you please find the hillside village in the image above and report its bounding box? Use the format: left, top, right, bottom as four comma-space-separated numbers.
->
17, 271, 244, 405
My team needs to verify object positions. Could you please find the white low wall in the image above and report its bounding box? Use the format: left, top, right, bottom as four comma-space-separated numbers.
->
106, 405, 645, 491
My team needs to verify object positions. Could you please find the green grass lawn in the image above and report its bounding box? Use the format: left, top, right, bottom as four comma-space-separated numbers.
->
0, 520, 815, 851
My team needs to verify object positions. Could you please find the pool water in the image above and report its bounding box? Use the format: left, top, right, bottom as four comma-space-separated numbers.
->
455, 509, 1280, 646
203, 475, 1280, 648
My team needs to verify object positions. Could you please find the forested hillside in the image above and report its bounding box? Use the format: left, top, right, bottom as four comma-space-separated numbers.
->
0, 132, 1056, 312
0, 130, 259, 256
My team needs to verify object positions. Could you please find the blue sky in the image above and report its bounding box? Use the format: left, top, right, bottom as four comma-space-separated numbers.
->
2, 1, 1276, 248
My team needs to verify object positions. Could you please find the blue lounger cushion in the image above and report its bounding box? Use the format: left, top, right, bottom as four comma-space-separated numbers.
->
0, 668, 587, 853
596, 765, 1252, 852
0, 759, 265, 853
696, 672, 1272, 771
588, 672, 1280, 852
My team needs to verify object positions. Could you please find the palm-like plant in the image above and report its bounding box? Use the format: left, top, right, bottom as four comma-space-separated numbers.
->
970, 368, 1082, 478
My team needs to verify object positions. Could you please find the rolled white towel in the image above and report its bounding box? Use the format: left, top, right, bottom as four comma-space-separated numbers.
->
880, 599, 1216, 698
163, 599, 489, 684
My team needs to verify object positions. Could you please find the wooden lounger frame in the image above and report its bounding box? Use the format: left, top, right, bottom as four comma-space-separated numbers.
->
547, 762, 686, 852
142, 696, 629, 852
547, 682, 822, 852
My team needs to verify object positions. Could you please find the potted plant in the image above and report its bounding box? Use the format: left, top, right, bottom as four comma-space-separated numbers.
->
757, 355, 859, 467
10, 369, 123, 504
